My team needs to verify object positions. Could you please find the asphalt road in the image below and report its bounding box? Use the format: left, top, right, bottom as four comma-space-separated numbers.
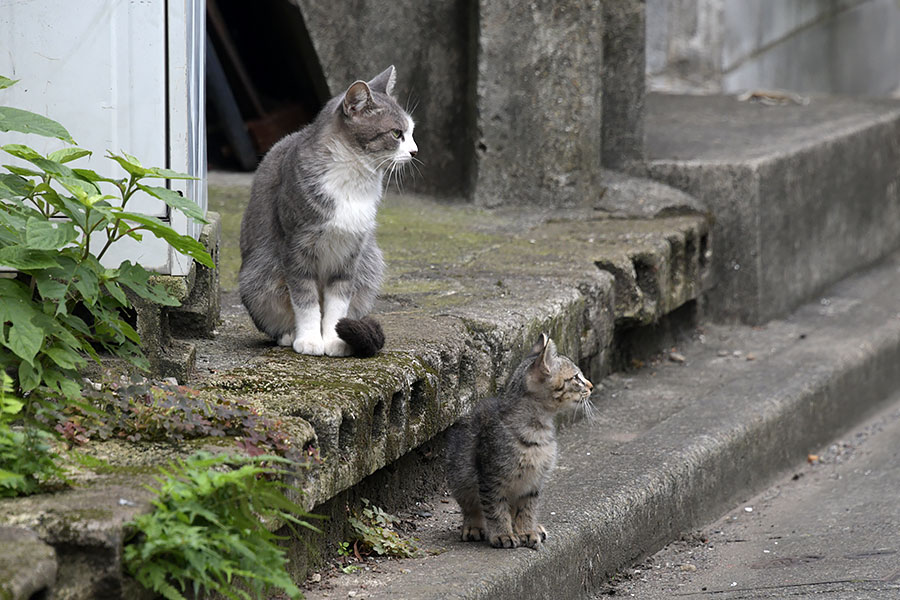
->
597, 393, 900, 599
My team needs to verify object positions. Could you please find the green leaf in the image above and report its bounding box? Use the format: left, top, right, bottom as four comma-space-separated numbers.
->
71, 264, 100, 305
137, 185, 208, 223
6, 316, 43, 366
115, 261, 181, 307
0, 106, 75, 143
0, 173, 33, 200
0, 76, 18, 91
1, 144, 41, 161
17, 360, 41, 392
2, 164, 41, 177
107, 152, 149, 178
0, 246, 60, 270
103, 280, 128, 306
115, 211, 213, 268
44, 345, 84, 370
25, 217, 79, 250
48, 147, 91, 164
56, 177, 102, 201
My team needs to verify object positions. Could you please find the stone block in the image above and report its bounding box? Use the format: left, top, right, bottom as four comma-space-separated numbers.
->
0, 526, 56, 600
472, 0, 604, 208
646, 93, 900, 323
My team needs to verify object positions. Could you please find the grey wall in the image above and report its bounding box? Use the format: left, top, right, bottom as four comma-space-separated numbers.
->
293, 0, 475, 197
648, 0, 900, 96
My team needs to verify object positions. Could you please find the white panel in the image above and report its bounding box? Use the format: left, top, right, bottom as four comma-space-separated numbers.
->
0, 0, 167, 216
0, 0, 207, 275
168, 0, 208, 276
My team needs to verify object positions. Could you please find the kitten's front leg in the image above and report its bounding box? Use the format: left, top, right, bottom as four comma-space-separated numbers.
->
289, 279, 325, 355
513, 491, 547, 550
321, 285, 352, 357
483, 499, 518, 549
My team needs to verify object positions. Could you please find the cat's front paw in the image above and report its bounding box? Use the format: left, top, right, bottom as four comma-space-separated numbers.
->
519, 525, 547, 550
489, 532, 519, 549
323, 335, 352, 357
461, 526, 485, 542
292, 334, 325, 355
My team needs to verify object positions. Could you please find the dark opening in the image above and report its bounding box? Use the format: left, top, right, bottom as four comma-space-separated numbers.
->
206, 0, 328, 170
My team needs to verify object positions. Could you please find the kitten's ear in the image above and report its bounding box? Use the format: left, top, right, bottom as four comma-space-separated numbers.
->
530, 333, 554, 377
342, 81, 373, 116
368, 65, 397, 97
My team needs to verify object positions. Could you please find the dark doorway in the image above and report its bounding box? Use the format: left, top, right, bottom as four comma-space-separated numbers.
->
206, 0, 328, 170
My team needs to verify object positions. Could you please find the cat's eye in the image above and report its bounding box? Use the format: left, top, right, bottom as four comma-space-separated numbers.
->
391, 129, 403, 140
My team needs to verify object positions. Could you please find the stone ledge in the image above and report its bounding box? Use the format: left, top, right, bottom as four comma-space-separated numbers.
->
646, 92, 900, 323
0, 177, 709, 597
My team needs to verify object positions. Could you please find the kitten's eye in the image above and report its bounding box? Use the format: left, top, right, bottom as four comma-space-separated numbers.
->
391, 129, 403, 140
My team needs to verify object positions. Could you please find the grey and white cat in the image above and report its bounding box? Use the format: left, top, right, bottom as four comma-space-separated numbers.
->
446, 334, 594, 549
239, 66, 417, 357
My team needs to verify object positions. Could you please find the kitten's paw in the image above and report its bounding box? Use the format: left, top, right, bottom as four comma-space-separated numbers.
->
519, 527, 547, 550
489, 533, 519, 549
461, 526, 485, 542
292, 334, 325, 355
277, 333, 294, 347
323, 336, 352, 357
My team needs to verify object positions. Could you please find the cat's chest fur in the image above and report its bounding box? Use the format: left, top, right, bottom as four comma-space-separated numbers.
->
318, 143, 382, 236
507, 426, 557, 493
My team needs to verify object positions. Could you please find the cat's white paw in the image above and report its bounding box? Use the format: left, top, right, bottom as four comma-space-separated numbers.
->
292, 333, 325, 355
323, 336, 352, 357
277, 333, 294, 347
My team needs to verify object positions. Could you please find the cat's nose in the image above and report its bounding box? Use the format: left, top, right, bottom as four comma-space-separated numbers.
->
409, 149, 417, 158
586, 380, 593, 391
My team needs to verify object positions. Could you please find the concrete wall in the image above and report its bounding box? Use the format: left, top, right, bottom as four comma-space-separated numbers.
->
648, 0, 900, 96
292, 0, 475, 197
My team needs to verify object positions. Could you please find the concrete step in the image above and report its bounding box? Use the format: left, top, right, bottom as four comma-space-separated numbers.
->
0, 180, 709, 598
301, 246, 900, 600
645, 92, 900, 324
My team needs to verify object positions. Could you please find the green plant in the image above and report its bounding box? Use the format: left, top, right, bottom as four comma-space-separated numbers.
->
0, 371, 65, 496
347, 498, 421, 558
0, 74, 213, 405
124, 452, 321, 600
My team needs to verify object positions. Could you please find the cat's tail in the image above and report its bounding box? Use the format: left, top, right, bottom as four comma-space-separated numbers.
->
335, 316, 385, 358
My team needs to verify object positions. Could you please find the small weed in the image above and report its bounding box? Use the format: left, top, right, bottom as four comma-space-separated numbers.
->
347, 498, 421, 558
125, 452, 322, 600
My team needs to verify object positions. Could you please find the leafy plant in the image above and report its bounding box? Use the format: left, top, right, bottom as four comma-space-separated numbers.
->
0, 74, 213, 405
124, 452, 321, 600
347, 498, 421, 558
0, 371, 65, 496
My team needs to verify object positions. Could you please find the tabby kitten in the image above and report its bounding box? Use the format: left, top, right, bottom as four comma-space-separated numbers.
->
239, 66, 417, 357
446, 334, 594, 549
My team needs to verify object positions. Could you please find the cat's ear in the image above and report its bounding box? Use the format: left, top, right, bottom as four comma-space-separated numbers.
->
530, 333, 554, 377
342, 81, 373, 116
368, 65, 397, 97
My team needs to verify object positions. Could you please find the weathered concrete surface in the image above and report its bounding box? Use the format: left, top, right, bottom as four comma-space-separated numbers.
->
0, 526, 57, 600
0, 179, 707, 597
130, 212, 222, 381
0, 485, 153, 600
646, 92, 900, 324
472, 0, 604, 208
604, 395, 900, 598
300, 242, 900, 600
292, 0, 474, 197
198, 190, 709, 507
601, 0, 646, 170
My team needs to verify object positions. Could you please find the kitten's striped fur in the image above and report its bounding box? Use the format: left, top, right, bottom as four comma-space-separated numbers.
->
446, 334, 594, 549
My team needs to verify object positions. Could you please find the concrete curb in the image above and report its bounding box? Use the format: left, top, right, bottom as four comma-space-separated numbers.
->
310, 249, 900, 599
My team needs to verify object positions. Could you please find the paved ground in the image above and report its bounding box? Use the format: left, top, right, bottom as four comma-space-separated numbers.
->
598, 394, 900, 599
